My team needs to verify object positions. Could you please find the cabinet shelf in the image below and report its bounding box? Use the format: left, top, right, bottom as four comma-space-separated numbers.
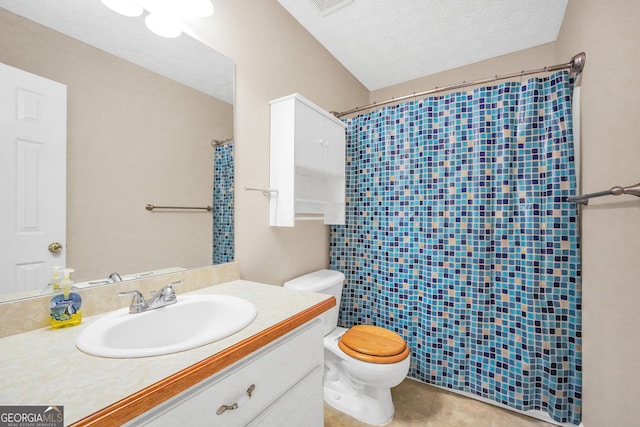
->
295, 198, 345, 215
294, 215, 325, 221
295, 198, 345, 205
295, 165, 344, 179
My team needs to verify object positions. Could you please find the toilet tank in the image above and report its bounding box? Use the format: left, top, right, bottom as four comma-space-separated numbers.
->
283, 269, 345, 335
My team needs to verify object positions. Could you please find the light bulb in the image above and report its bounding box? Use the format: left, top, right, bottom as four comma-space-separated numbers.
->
101, 0, 213, 39
100, 0, 143, 17
144, 13, 182, 38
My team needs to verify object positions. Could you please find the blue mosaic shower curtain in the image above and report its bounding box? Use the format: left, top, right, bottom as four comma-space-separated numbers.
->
213, 142, 234, 264
330, 71, 581, 425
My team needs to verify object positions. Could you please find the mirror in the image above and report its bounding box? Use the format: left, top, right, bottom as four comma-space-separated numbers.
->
0, 0, 234, 301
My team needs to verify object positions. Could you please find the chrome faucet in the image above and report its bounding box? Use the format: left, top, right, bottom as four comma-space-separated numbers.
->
118, 280, 183, 314
89, 272, 124, 286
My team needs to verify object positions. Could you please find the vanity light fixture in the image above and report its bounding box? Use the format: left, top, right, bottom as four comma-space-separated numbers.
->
99, 0, 214, 38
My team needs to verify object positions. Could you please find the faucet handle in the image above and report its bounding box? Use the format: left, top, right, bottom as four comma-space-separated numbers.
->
165, 280, 183, 291
118, 290, 147, 313
162, 280, 183, 302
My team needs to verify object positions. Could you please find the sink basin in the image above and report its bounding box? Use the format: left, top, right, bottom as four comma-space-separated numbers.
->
75, 294, 257, 358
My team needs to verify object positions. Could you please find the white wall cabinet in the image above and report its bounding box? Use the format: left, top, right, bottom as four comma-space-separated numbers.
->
124, 320, 324, 427
269, 93, 346, 226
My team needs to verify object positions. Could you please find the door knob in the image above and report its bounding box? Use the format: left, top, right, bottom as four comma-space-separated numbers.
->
48, 242, 63, 253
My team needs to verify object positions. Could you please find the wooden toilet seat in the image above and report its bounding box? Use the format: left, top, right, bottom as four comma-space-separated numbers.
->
338, 325, 409, 364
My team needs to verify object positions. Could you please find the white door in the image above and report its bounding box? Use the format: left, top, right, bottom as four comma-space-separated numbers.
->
0, 62, 67, 296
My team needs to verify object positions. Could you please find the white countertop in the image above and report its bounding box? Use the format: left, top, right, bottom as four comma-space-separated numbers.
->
0, 280, 331, 425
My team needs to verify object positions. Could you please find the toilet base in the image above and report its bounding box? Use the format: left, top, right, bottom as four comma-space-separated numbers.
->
322, 327, 409, 425
324, 382, 394, 426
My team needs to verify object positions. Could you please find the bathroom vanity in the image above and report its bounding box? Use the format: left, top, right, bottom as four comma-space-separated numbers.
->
0, 280, 334, 426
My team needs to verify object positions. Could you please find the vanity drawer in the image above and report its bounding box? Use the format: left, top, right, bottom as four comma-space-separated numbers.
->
125, 319, 323, 427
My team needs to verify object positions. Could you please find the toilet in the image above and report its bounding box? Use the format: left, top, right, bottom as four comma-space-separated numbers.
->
284, 269, 410, 426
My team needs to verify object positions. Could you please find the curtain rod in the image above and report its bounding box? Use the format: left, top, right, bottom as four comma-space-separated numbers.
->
333, 52, 586, 118
211, 137, 234, 147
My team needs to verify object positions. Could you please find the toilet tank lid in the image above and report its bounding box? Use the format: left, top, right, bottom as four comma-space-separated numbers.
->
283, 269, 345, 291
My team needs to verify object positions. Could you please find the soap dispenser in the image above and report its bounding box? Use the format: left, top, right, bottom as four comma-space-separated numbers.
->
49, 268, 83, 328
41, 266, 62, 295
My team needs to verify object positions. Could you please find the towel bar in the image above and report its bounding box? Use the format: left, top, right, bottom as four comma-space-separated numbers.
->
145, 204, 212, 211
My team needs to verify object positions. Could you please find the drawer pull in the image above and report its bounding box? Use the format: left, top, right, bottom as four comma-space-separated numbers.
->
216, 384, 255, 415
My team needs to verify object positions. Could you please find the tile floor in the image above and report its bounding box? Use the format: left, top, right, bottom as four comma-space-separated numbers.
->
324, 378, 556, 427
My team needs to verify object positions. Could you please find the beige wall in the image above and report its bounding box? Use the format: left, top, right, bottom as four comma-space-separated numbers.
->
370, 43, 559, 104
184, 0, 369, 285
0, 9, 233, 282
556, 1, 640, 426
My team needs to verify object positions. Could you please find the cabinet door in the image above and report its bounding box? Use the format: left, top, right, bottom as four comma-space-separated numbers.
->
321, 119, 346, 176
247, 366, 323, 427
294, 100, 324, 172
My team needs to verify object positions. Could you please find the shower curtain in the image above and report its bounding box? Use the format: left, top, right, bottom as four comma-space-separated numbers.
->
330, 71, 581, 425
213, 141, 234, 264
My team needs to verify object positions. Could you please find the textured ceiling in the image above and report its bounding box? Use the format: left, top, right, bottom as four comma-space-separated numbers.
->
278, 0, 568, 90
0, 0, 234, 103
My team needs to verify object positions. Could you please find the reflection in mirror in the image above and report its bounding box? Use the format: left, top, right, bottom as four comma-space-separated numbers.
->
212, 139, 235, 265
0, 1, 234, 302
